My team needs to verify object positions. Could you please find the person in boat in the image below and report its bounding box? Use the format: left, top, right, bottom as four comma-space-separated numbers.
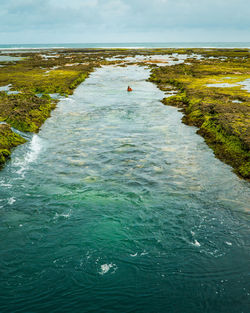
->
127, 86, 132, 92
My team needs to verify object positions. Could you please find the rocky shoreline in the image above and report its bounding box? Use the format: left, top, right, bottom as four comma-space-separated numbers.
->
0, 48, 249, 179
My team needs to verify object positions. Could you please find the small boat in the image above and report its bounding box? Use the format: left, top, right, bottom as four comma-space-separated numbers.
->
127, 86, 133, 92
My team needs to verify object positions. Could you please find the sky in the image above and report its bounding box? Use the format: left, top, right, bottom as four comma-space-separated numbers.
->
0, 0, 250, 44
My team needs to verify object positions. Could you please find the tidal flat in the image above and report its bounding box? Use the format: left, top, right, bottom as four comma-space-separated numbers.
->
0, 48, 249, 179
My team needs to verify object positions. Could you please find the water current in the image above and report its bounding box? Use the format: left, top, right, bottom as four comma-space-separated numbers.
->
0, 66, 249, 313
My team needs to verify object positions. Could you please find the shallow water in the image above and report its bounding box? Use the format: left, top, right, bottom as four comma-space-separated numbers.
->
0, 84, 20, 95
0, 55, 23, 62
0, 66, 249, 313
239, 78, 250, 92
207, 78, 250, 93
206, 82, 238, 88
107, 53, 203, 66
0, 84, 13, 92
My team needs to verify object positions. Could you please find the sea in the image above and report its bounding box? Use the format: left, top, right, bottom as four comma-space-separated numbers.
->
0, 42, 250, 50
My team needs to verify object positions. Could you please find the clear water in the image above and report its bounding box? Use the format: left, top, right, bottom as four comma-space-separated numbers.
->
0, 66, 249, 313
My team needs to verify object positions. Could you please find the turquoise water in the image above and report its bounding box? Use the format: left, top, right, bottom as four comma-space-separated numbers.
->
0, 66, 249, 312
0, 42, 250, 49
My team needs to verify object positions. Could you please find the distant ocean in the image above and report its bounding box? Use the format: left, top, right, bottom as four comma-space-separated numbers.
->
0, 42, 250, 50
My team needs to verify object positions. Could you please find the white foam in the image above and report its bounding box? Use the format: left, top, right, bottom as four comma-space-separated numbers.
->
130, 253, 138, 257
8, 197, 16, 205
99, 263, 116, 275
25, 135, 42, 162
16, 135, 42, 176
54, 209, 72, 219
192, 240, 201, 247
0, 180, 12, 188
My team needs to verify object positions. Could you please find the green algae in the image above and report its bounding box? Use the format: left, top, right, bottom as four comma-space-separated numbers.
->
0, 92, 57, 132
0, 124, 26, 166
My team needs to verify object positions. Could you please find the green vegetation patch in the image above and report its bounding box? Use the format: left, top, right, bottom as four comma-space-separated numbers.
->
0, 124, 26, 166
0, 92, 57, 132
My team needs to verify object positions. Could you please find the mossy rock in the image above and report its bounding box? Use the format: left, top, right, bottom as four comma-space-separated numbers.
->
0, 124, 26, 166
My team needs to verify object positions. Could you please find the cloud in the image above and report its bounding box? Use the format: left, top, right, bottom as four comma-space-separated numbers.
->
0, 0, 249, 43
